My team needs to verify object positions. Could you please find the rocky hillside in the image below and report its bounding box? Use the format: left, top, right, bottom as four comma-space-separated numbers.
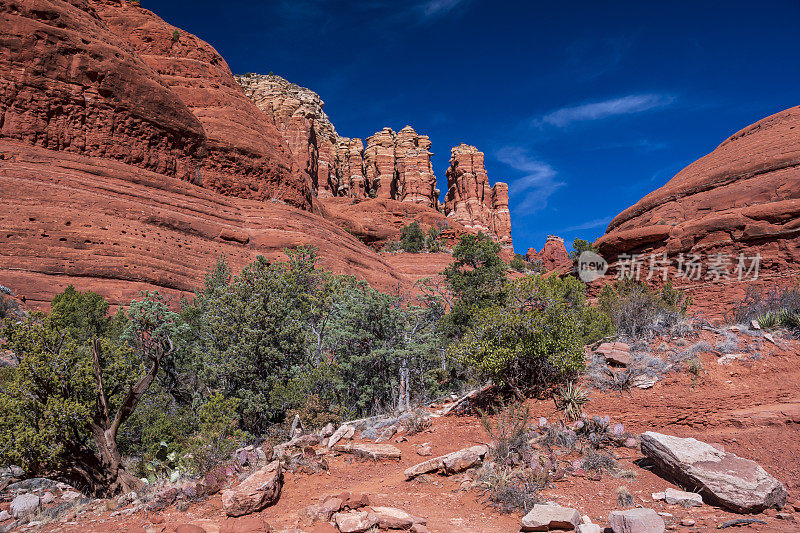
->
0, 0, 519, 308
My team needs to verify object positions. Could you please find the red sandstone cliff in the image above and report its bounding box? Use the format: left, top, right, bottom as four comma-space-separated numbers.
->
526, 235, 571, 271
444, 144, 513, 249
0, 0, 451, 307
595, 105, 800, 315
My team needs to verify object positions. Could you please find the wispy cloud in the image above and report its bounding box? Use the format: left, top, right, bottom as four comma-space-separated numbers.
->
560, 215, 614, 233
496, 146, 564, 212
417, 0, 466, 20
537, 94, 675, 128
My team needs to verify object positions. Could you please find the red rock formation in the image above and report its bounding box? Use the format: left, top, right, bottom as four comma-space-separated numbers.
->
0, 0, 206, 180
92, 1, 311, 209
445, 144, 513, 249
595, 105, 800, 315
236, 74, 338, 199
526, 236, 571, 271
234, 76, 442, 210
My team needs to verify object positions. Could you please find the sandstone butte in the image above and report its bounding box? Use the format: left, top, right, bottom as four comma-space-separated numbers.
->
526, 235, 572, 272
0, 0, 510, 308
595, 105, 800, 316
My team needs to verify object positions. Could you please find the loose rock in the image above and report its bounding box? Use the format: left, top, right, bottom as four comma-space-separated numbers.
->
222, 461, 283, 517
641, 431, 787, 513
520, 504, 581, 531
608, 508, 665, 533
10, 493, 40, 519
664, 488, 702, 507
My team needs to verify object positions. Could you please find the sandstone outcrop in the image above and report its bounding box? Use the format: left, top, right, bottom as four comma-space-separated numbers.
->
526, 235, 571, 271
235, 75, 440, 209
221, 461, 283, 517
91, 1, 311, 209
444, 144, 513, 249
0, 2, 461, 308
595, 106, 800, 314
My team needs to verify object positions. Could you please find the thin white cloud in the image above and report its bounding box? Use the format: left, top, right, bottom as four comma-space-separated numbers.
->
560, 215, 615, 233
418, 0, 465, 19
538, 94, 675, 128
496, 146, 564, 212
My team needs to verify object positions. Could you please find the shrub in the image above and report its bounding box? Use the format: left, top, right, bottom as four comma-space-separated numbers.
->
171, 29, 180, 43
509, 254, 526, 272
581, 449, 618, 474
426, 226, 443, 253
731, 283, 800, 324
285, 393, 344, 432
400, 222, 425, 253
185, 393, 249, 476
476, 463, 542, 513
570, 238, 599, 262
598, 278, 690, 340
0, 294, 21, 320
480, 403, 531, 464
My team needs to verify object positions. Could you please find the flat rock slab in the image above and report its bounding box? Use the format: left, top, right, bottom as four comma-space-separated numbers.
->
333, 443, 401, 461
370, 506, 426, 529
596, 342, 631, 367
609, 508, 665, 533
664, 487, 702, 507
521, 504, 580, 531
641, 431, 787, 513
405, 445, 489, 479
222, 461, 283, 517
10, 493, 40, 518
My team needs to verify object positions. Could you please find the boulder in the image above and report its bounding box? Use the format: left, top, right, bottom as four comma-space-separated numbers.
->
576, 525, 602, 533
219, 516, 272, 533
520, 504, 581, 531
300, 497, 343, 525
174, 526, 207, 533
370, 506, 426, 529
333, 510, 377, 533
663, 487, 702, 507
339, 492, 371, 510
0, 511, 10, 522
222, 461, 283, 517
332, 443, 401, 461
10, 493, 40, 519
405, 445, 489, 479
327, 424, 356, 448
608, 508, 665, 533
596, 342, 631, 367
641, 431, 787, 512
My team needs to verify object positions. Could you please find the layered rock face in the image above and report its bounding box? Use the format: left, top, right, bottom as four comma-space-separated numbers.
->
0, 0, 447, 307
444, 145, 513, 248
235, 75, 439, 208
91, 1, 311, 209
526, 235, 571, 271
0, 0, 206, 181
595, 106, 800, 315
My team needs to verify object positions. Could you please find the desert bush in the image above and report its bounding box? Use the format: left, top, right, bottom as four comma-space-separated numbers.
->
476, 463, 542, 513
0, 294, 21, 320
426, 226, 443, 252
715, 331, 740, 354
400, 222, 425, 253
480, 403, 531, 464
731, 283, 800, 324
285, 393, 344, 432
617, 486, 635, 508
403, 412, 431, 435
598, 279, 690, 340
184, 393, 249, 476
581, 449, 618, 474
509, 254, 527, 272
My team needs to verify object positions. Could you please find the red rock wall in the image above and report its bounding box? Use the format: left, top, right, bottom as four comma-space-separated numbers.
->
91, 1, 311, 210
444, 144, 513, 248
595, 105, 800, 316
0, 0, 206, 180
525, 235, 571, 271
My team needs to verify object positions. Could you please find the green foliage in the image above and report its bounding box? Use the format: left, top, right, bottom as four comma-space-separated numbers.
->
570, 238, 598, 261
480, 403, 530, 463
50, 285, 112, 342
441, 232, 508, 338
452, 275, 611, 395
400, 222, 425, 253
171, 29, 180, 43
598, 278, 689, 340
0, 314, 137, 478
0, 294, 20, 320
426, 226, 443, 252
185, 393, 249, 475
509, 253, 526, 272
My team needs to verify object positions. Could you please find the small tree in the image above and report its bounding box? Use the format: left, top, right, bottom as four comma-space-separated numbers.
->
509, 253, 526, 272
0, 290, 180, 496
570, 239, 599, 262
400, 222, 425, 253
440, 232, 507, 338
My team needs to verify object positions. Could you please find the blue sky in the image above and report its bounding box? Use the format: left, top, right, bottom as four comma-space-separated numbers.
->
148, 0, 800, 254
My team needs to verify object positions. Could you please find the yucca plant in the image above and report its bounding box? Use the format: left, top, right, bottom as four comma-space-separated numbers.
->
554, 382, 590, 421
781, 310, 800, 337
756, 311, 779, 330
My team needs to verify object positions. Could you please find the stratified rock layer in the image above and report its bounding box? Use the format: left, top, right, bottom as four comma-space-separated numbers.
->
445, 144, 513, 248
595, 106, 800, 315
236, 75, 439, 208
